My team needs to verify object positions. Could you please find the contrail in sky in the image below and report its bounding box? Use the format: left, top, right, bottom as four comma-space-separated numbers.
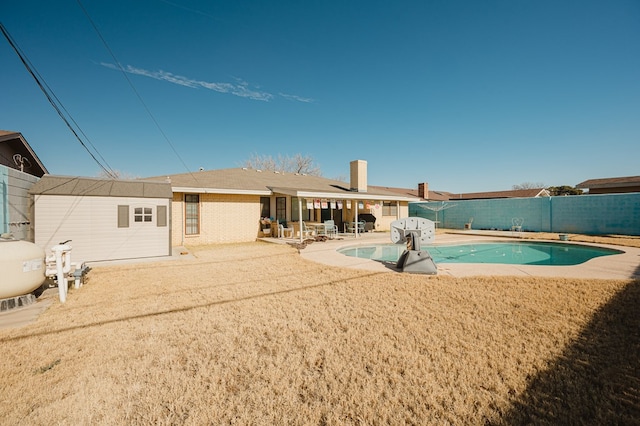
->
101, 62, 312, 103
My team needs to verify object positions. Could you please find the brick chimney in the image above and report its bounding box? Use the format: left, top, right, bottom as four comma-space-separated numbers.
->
350, 160, 367, 192
418, 182, 429, 199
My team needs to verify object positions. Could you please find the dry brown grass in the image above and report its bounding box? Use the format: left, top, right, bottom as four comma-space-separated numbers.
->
1, 242, 638, 425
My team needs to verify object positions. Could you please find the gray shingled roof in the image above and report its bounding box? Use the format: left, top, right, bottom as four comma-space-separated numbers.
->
29, 175, 173, 198
142, 168, 419, 201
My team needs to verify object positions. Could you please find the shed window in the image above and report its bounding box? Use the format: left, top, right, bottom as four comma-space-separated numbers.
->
185, 194, 200, 235
117, 205, 129, 228
157, 205, 167, 227
134, 207, 153, 223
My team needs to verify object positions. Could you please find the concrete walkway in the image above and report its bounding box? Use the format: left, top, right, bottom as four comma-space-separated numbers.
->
0, 246, 195, 331
0, 289, 54, 330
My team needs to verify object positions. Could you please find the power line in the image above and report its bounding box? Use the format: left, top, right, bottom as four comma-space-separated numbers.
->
0, 21, 118, 179
76, 0, 200, 183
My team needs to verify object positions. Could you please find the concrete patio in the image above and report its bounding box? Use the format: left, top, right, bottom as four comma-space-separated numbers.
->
262, 231, 640, 280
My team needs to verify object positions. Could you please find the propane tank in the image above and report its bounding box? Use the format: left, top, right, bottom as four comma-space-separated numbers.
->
0, 234, 46, 299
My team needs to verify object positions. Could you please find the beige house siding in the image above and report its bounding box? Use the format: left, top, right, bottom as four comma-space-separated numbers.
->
173, 192, 262, 245
172, 192, 410, 245
34, 194, 171, 262
375, 203, 409, 231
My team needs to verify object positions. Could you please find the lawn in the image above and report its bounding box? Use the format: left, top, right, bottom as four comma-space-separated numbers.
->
0, 241, 638, 424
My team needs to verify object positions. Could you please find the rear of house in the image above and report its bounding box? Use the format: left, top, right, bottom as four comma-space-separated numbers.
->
147, 160, 419, 246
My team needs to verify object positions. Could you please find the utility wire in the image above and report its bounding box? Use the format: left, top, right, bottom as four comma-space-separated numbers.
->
76, 0, 200, 182
1, 21, 118, 178
28, 56, 116, 175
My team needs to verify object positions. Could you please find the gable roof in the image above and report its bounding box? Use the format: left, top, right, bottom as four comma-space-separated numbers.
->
576, 176, 640, 189
29, 175, 173, 198
0, 130, 48, 177
143, 168, 419, 201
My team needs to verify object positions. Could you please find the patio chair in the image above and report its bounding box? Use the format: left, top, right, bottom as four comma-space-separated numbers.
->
323, 220, 338, 239
301, 222, 315, 239
347, 221, 366, 234
278, 221, 293, 238
511, 217, 524, 235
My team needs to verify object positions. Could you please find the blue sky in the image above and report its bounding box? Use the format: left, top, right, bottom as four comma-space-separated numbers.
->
2, 0, 639, 193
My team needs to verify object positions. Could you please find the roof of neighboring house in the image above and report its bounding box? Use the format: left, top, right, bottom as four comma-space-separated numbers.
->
0, 130, 48, 177
450, 188, 550, 200
368, 185, 452, 201
29, 175, 173, 198
143, 168, 420, 201
369, 184, 549, 201
576, 176, 640, 189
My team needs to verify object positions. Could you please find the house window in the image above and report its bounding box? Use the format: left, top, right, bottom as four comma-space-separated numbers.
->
276, 197, 286, 222
185, 194, 200, 235
382, 201, 397, 216
134, 207, 153, 222
260, 197, 271, 218
291, 197, 311, 221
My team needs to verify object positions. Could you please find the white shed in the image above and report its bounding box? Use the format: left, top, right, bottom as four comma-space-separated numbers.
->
29, 175, 172, 263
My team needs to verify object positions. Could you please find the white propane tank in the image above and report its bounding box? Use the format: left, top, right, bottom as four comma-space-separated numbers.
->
0, 235, 46, 299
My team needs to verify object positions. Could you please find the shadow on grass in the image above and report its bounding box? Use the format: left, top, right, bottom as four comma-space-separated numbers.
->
496, 279, 640, 425
0, 271, 382, 343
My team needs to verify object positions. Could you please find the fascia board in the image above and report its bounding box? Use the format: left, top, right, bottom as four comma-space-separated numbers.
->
172, 186, 271, 195
270, 187, 419, 202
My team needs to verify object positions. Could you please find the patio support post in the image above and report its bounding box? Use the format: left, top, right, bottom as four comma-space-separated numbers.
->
355, 199, 359, 238
298, 197, 303, 243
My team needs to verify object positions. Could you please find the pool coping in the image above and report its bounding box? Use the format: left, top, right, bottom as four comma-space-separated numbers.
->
297, 232, 640, 279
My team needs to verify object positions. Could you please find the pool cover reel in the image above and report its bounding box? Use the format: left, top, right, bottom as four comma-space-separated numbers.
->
390, 218, 437, 275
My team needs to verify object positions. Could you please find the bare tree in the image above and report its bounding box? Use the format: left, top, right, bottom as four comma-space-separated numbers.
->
512, 182, 546, 190
243, 153, 322, 176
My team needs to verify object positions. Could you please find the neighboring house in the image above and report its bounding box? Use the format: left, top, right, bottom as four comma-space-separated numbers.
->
371, 181, 550, 201
369, 183, 451, 202
444, 188, 550, 200
29, 175, 173, 263
143, 160, 420, 245
576, 176, 640, 194
0, 130, 48, 241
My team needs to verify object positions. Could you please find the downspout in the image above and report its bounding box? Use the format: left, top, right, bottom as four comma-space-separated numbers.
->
181, 194, 185, 246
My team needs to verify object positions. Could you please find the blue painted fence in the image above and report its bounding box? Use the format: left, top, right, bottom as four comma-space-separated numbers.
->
409, 193, 640, 236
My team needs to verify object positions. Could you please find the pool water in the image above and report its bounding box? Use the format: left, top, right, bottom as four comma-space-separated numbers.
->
338, 242, 623, 266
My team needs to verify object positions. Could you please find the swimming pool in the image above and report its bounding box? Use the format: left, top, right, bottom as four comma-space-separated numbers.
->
338, 242, 624, 266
